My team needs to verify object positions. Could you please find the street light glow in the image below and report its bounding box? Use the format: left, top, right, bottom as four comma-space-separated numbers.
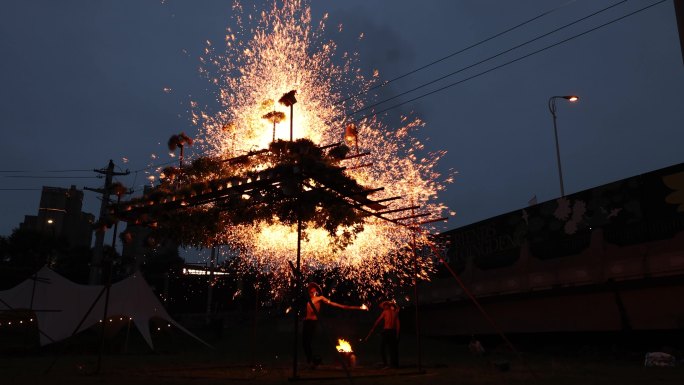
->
47, 219, 54, 224
548, 94, 581, 197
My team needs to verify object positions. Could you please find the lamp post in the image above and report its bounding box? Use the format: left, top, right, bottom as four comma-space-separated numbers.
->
278, 89, 299, 377
278, 90, 297, 141
548, 95, 579, 197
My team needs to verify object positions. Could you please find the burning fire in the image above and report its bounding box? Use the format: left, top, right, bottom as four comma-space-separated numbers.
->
183, 0, 451, 297
336, 338, 353, 353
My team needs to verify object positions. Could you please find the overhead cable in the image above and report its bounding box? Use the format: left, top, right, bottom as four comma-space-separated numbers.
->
352, 0, 666, 123
349, 0, 628, 117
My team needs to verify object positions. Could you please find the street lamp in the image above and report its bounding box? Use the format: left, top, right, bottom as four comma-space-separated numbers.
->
46, 219, 55, 238
548, 95, 579, 197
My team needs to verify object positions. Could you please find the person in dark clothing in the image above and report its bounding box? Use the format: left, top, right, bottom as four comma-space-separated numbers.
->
365, 300, 400, 368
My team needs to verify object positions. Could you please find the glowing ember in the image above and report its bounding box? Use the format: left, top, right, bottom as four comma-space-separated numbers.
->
177, 0, 451, 297
360, 304, 368, 310
336, 338, 353, 353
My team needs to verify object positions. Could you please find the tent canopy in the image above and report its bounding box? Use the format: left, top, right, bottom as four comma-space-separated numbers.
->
0, 266, 210, 349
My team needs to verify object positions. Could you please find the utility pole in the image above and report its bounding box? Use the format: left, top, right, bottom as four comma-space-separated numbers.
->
206, 245, 217, 322
85, 160, 129, 284
675, 0, 684, 65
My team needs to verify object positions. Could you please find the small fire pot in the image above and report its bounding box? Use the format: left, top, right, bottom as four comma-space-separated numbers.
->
336, 338, 356, 368
339, 351, 357, 368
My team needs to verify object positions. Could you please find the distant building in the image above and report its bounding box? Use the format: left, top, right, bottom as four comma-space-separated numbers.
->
20, 185, 95, 248
422, 162, 684, 335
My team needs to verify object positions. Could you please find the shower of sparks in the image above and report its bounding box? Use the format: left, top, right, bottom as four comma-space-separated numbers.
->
185, 0, 451, 298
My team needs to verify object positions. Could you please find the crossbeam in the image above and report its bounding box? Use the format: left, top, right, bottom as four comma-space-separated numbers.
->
375, 205, 420, 215
394, 212, 431, 221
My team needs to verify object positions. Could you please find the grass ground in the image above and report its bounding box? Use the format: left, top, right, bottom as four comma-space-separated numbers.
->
1, 316, 683, 384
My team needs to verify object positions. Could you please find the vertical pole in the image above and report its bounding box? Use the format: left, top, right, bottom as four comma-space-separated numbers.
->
273, 120, 276, 142
90, 160, 115, 285
291, 164, 303, 379
272, 101, 277, 142
27, 266, 39, 346
410, 213, 423, 373
251, 280, 259, 367
206, 246, 216, 322
291, 207, 302, 378
110, 195, 121, 250
549, 98, 565, 197
289, 104, 294, 142
289, 96, 299, 378
96, 260, 112, 374
674, 0, 684, 65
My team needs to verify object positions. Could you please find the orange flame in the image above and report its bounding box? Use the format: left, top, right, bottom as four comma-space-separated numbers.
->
336, 338, 353, 353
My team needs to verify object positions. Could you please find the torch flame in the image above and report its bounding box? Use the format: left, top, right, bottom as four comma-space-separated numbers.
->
336, 338, 353, 353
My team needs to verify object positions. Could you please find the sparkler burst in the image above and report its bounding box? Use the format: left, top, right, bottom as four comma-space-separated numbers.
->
182, 0, 451, 298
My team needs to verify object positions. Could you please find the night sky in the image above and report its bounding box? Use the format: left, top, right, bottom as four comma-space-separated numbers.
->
2, 0, 683, 261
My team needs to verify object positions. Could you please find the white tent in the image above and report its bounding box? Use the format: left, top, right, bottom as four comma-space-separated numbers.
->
0, 266, 210, 349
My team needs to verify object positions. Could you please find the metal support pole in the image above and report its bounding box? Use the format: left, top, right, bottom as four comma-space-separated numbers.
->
110, 195, 122, 250
289, 104, 294, 141
410, 212, 423, 373
549, 97, 565, 197
206, 246, 216, 322
90, 160, 114, 284
96, 260, 112, 374
291, 175, 303, 379
251, 280, 259, 367
674, 0, 684, 65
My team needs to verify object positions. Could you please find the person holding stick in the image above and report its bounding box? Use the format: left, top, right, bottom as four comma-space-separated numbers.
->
303, 282, 366, 368
364, 300, 400, 368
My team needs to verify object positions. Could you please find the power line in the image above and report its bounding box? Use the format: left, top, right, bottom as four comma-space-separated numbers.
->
336, 1, 576, 105
2, 175, 103, 179
349, 0, 627, 117
0, 169, 93, 173
336, 0, 577, 105
353, 0, 667, 124
0, 159, 175, 181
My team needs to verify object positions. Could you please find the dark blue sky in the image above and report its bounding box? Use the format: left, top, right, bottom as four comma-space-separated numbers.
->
2, 0, 683, 254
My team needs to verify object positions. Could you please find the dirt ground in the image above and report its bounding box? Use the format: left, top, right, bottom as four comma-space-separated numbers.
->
2, 318, 683, 385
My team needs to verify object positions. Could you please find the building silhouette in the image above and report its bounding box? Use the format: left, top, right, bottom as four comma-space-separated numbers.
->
422, 162, 684, 334
20, 185, 94, 248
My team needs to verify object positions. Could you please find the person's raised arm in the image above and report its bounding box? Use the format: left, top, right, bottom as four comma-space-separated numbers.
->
365, 313, 384, 341
325, 297, 366, 311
